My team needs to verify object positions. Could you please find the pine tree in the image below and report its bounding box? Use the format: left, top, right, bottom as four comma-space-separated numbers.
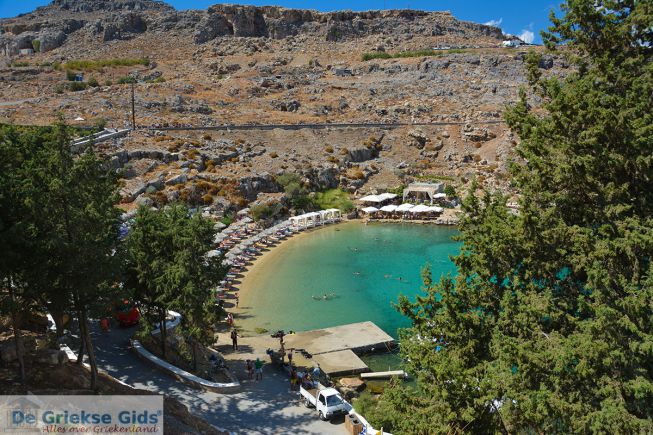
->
373, 1, 653, 433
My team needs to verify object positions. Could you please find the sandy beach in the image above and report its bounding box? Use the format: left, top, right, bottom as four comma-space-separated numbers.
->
232, 221, 354, 335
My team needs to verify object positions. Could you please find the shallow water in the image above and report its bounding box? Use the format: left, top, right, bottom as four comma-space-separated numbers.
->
238, 221, 460, 339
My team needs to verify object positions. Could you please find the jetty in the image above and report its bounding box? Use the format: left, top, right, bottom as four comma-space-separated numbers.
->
360, 370, 407, 379
219, 321, 395, 377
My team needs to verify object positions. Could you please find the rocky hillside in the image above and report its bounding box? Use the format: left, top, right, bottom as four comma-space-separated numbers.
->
0, 1, 563, 215
1, 0, 505, 54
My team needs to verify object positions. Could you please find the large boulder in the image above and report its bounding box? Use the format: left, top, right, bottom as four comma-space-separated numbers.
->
239, 172, 277, 200
38, 30, 67, 52
102, 13, 147, 41
194, 13, 233, 43
348, 147, 374, 163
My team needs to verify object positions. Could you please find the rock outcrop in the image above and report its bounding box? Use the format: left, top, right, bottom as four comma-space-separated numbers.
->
1, 1, 511, 52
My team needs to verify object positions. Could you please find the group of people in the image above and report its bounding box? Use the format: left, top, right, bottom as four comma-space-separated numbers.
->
245, 358, 264, 381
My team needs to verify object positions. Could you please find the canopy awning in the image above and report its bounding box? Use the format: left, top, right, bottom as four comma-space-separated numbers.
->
411, 204, 431, 213
396, 203, 415, 212
380, 205, 398, 212
428, 206, 444, 213
359, 194, 381, 202
362, 206, 379, 213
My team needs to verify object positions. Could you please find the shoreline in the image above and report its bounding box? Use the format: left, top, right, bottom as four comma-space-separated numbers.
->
232, 221, 356, 335
230, 218, 458, 336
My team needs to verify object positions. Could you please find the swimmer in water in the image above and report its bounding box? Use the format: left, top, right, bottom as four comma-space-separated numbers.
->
384, 274, 392, 279
353, 271, 361, 276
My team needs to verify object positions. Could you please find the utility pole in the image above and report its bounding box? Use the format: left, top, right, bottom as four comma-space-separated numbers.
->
130, 81, 136, 130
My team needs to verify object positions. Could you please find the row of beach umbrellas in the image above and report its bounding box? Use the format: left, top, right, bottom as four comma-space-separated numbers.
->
362, 204, 444, 213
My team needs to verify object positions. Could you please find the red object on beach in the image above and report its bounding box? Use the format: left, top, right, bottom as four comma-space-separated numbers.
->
113, 300, 140, 327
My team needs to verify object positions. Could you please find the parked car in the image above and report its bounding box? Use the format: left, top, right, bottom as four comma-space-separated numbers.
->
113, 300, 140, 327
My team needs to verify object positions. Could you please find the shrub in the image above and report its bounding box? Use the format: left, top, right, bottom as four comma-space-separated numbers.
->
325, 145, 334, 153
146, 76, 166, 83
339, 148, 349, 155
444, 184, 457, 198
94, 118, 107, 130
68, 82, 88, 92
361, 48, 466, 61
203, 134, 212, 140
201, 193, 213, 205
269, 152, 278, 158
105, 79, 113, 86
54, 84, 65, 94
66, 70, 76, 81
31, 40, 41, 52
64, 57, 150, 71
87, 76, 99, 87
313, 189, 354, 212
117, 76, 137, 84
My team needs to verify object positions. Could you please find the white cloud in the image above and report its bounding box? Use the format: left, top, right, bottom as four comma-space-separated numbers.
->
519, 29, 535, 43
484, 18, 503, 27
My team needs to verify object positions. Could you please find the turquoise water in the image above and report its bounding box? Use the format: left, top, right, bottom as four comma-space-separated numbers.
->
239, 222, 460, 339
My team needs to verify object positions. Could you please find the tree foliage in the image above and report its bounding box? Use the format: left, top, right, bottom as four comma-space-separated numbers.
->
0, 122, 122, 388
373, 1, 653, 433
124, 204, 227, 365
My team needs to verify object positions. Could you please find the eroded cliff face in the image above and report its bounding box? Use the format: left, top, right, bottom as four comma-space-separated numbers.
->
0, 1, 553, 210
1, 0, 506, 54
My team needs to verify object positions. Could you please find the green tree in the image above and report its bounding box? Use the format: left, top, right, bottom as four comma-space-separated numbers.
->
166, 205, 227, 370
0, 123, 121, 389
380, 1, 653, 433
28, 123, 121, 389
0, 126, 38, 384
276, 172, 312, 210
125, 204, 227, 364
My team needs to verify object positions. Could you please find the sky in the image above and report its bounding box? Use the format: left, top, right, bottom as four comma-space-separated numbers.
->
0, 0, 561, 44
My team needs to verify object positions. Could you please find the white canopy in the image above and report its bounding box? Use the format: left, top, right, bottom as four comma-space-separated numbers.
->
396, 203, 415, 212
359, 194, 381, 203
411, 204, 431, 213
362, 206, 379, 213
359, 192, 398, 203
433, 193, 447, 199
378, 192, 398, 201
380, 205, 398, 212
428, 206, 444, 213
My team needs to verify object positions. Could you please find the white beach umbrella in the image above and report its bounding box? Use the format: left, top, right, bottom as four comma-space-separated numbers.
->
359, 194, 381, 203
396, 203, 415, 212
362, 206, 379, 213
380, 205, 398, 212
378, 192, 398, 201
412, 204, 431, 213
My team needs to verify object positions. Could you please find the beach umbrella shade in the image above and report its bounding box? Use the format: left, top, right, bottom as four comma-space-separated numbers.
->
396, 203, 415, 212
378, 192, 398, 201
362, 206, 379, 213
359, 194, 381, 203
412, 204, 430, 213
380, 205, 398, 212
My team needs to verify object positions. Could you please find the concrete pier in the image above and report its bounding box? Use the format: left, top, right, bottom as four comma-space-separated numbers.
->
219, 321, 395, 377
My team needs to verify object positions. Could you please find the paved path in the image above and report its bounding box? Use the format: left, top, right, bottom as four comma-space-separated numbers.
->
146, 119, 503, 132
91, 326, 346, 435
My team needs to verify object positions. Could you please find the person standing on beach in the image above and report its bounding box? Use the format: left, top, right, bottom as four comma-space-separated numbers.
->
235, 292, 239, 307
255, 357, 263, 380
230, 328, 238, 351
246, 359, 253, 380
